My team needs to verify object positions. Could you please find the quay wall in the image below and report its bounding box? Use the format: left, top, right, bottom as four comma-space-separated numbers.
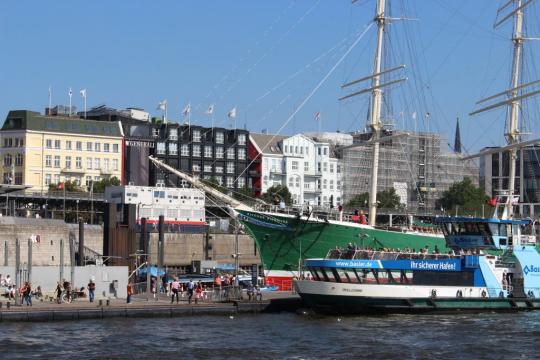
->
0, 265, 128, 298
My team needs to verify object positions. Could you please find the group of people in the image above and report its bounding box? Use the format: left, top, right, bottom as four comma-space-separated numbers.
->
167, 279, 206, 304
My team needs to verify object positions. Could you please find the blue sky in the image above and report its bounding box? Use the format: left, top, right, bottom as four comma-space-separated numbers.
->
1, 0, 539, 153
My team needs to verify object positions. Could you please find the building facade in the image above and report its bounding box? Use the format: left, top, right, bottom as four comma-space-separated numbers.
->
480, 145, 540, 216
0, 110, 123, 191
249, 132, 344, 208
342, 130, 478, 211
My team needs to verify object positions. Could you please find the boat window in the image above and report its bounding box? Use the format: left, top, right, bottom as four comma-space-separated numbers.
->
488, 223, 499, 236
308, 267, 322, 281
331, 268, 342, 283
319, 268, 333, 282
464, 222, 480, 235
478, 223, 490, 236
499, 224, 507, 237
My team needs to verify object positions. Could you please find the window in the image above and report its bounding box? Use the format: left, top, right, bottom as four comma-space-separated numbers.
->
317, 162, 321, 172
238, 177, 245, 187
112, 159, 118, 171
94, 143, 101, 152
204, 164, 212, 172
216, 132, 224, 144
76, 157, 82, 169
227, 177, 234, 188
104, 143, 110, 152
288, 177, 294, 187
337, 180, 341, 190
54, 140, 61, 149
295, 177, 300, 188
227, 162, 235, 174
15, 154, 23, 166
87, 157, 92, 170
45, 155, 52, 167
323, 163, 328, 172
215, 165, 223, 173
54, 174, 60, 184
87, 142, 92, 151
46, 139, 52, 149
323, 179, 327, 189
238, 134, 246, 145
76, 141, 82, 151
227, 148, 235, 159
295, 146, 298, 154
16, 138, 23, 147
94, 158, 100, 170
74, 176, 81, 186
204, 146, 212, 158
292, 161, 298, 170
65, 156, 71, 169
66, 141, 72, 150
54, 156, 60, 168
104, 159, 110, 170
237, 148, 245, 160
323, 148, 328, 155
156, 142, 166, 155
112, 144, 119, 153
45, 174, 51, 186
216, 147, 224, 159
181, 144, 189, 156
193, 130, 201, 142
318, 147, 321, 155
337, 164, 341, 174
169, 128, 178, 141
304, 162, 309, 172
169, 143, 178, 155
85, 176, 92, 187
330, 164, 334, 173
152, 128, 159, 137
192, 164, 201, 172
3, 154, 12, 167
330, 180, 334, 190
192, 145, 201, 157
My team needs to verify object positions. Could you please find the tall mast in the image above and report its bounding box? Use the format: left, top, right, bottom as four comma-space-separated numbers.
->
368, 0, 386, 226
506, 0, 524, 218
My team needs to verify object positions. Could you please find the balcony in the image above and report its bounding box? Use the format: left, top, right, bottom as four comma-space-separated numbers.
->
61, 167, 85, 174
269, 167, 283, 175
304, 172, 322, 177
304, 188, 322, 193
100, 168, 114, 175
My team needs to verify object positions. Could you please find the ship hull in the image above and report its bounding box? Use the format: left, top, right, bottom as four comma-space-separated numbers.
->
294, 280, 540, 314
237, 210, 446, 289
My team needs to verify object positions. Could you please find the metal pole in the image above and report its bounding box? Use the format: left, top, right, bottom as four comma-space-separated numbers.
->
146, 219, 151, 301
4, 240, 8, 266
27, 238, 32, 284
15, 239, 20, 306
157, 215, 164, 299
234, 217, 239, 278
70, 236, 75, 290
63, 185, 66, 222
59, 238, 64, 284
78, 220, 84, 266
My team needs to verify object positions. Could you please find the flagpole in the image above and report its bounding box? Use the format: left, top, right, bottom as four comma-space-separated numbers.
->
69, 89, 72, 117
318, 112, 321, 134
48, 85, 52, 116
84, 94, 87, 119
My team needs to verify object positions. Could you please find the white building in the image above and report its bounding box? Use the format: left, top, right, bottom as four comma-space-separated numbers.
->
250, 133, 345, 208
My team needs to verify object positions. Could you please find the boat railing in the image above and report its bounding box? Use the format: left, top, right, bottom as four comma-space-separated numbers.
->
326, 249, 463, 261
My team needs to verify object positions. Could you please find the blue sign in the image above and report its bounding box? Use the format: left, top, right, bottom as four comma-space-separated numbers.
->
305, 259, 462, 272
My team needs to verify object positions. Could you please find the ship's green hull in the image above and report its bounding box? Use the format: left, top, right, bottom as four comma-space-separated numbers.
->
238, 210, 447, 275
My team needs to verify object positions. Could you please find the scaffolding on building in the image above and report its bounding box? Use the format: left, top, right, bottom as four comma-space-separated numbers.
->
341, 130, 479, 212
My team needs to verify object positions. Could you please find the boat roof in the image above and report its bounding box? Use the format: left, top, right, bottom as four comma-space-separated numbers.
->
435, 216, 530, 225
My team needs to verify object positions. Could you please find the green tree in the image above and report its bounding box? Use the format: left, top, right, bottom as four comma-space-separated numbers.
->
346, 189, 402, 210
92, 176, 121, 193
261, 185, 293, 206
437, 177, 488, 215
233, 185, 256, 205
48, 180, 84, 193
203, 176, 228, 194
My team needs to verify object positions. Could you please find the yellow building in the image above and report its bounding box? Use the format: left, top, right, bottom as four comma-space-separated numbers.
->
0, 110, 123, 192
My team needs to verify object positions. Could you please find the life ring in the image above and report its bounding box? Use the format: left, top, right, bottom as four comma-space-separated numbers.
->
481, 290, 487, 298
431, 289, 437, 298
456, 290, 463, 298
528, 290, 535, 298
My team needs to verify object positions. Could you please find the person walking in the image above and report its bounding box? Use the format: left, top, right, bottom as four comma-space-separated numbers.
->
127, 282, 134, 304
87, 280, 96, 303
170, 278, 180, 304
23, 282, 32, 306
56, 282, 63, 304
187, 279, 194, 304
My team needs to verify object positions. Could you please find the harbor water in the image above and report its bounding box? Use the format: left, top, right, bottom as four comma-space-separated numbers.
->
0, 312, 539, 359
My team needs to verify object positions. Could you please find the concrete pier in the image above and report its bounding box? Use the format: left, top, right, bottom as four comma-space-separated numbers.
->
0, 293, 303, 322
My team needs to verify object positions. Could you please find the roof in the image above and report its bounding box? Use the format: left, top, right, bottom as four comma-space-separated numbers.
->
435, 216, 531, 225
250, 133, 287, 155
1, 110, 122, 137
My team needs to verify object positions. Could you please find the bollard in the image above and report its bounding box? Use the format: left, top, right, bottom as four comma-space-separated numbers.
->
106, 299, 110, 306
7, 302, 10, 309
99, 299, 103, 307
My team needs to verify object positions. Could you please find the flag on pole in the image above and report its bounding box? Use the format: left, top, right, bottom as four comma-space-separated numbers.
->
314, 111, 321, 121
228, 107, 237, 119
182, 103, 191, 116
69, 88, 72, 97
205, 104, 214, 115
411, 111, 417, 120
58, 182, 65, 190
48, 85, 52, 115
80, 89, 87, 98
156, 99, 167, 111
